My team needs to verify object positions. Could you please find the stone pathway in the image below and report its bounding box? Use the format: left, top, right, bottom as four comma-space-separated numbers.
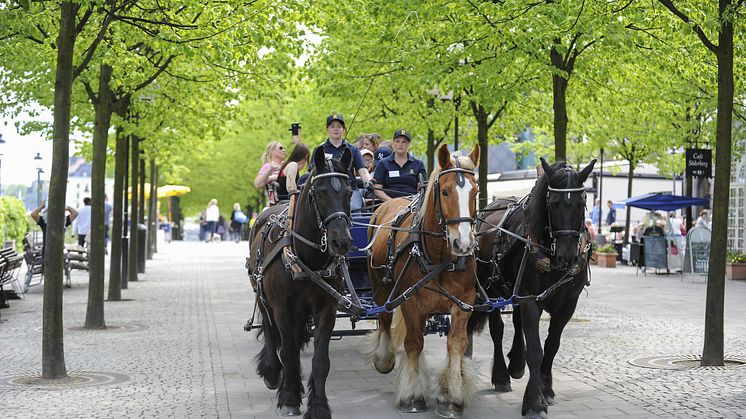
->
0, 241, 744, 418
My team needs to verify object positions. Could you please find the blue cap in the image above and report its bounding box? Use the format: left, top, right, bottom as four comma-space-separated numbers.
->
375, 145, 392, 164
326, 113, 345, 127
393, 128, 411, 141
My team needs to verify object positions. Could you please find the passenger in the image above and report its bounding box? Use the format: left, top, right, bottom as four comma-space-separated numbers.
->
308, 113, 371, 210
254, 141, 286, 205
372, 129, 427, 202
355, 133, 378, 154
360, 148, 374, 172
277, 143, 310, 203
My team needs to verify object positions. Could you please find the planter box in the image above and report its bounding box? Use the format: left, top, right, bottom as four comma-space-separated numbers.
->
597, 252, 617, 268
726, 262, 746, 280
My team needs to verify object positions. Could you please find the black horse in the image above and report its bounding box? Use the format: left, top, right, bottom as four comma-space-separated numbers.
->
469, 157, 596, 418
247, 146, 353, 419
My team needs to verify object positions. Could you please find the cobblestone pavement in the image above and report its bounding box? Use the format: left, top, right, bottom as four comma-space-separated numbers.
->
1, 241, 745, 418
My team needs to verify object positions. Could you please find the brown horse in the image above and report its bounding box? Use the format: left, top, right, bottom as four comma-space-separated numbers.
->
363, 143, 480, 418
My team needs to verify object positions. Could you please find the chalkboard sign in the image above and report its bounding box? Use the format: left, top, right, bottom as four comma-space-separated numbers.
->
685, 226, 711, 274
642, 236, 668, 270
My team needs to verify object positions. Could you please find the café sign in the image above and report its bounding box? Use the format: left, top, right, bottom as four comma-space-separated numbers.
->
685, 148, 712, 178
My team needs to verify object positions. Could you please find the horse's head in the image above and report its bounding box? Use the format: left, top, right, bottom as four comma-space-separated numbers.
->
430, 143, 480, 257
532, 157, 596, 270
308, 146, 354, 256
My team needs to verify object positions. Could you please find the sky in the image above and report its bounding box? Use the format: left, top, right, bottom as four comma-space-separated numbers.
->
1, 107, 58, 188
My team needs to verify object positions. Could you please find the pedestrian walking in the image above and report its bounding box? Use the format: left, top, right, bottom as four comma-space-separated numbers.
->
74, 197, 92, 247
205, 199, 220, 242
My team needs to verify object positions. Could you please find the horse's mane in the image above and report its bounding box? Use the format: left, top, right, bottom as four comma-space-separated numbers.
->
419, 153, 477, 220
526, 160, 572, 241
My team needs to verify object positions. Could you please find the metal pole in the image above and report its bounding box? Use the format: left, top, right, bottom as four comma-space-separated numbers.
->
454, 96, 460, 151
37, 169, 42, 205
597, 148, 604, 237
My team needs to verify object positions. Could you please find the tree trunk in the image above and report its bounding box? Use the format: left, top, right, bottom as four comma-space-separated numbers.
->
702, 1, 733, 367
138, 156, 146, 273
108, 125, 126, 301
85, 63, 112, 329
550, 43, 569, 161
128, 136, 140, 282
623, 160, 635, 246
426, 129, 435, 174
121, 132, 130, 289
43, 1, 78, 379
471, 101, 490, 209
147, 160, 156, 259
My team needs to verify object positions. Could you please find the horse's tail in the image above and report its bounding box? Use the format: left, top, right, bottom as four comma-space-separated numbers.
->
467, 311, 489, 335
254, 305, 281, 389
391, 308, 407, 348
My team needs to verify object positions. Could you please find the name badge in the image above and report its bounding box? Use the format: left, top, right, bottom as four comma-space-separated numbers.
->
389, 170, 400, 178
324, 153, 333, 160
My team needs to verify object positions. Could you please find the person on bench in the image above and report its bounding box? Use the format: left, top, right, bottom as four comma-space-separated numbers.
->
30, 202, 79, 260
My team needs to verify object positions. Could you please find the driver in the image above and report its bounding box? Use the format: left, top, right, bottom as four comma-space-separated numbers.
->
307, 113, 371, 210
372, 129, 426, 202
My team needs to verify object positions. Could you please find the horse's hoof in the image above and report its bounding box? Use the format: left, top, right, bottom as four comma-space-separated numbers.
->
400, 397, 427, 413
279, 405, 301, 416
435, 400, 464, 418
508, 364, 525, 379
523, 410, 547, 419
374, 357, 395, 374
493, 382, 512, 393
263, 376, 279, 390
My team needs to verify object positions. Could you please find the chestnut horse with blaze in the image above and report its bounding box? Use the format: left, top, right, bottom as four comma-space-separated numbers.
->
364, 144, 480, 417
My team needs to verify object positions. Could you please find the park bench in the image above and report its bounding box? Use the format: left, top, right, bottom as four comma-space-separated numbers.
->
22, 234, 44, 293
0, 247, 25, 309
64, 244, 88, 288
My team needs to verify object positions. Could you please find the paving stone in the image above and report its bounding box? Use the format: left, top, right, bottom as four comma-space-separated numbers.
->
1, 243, 745, 418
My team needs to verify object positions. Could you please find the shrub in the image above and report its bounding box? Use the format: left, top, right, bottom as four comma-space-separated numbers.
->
0, 196, 30, 250
596, 243, 617, 254
727, 251, 746, 264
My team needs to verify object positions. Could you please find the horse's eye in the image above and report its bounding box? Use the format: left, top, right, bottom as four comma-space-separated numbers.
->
442, 190, 449, 197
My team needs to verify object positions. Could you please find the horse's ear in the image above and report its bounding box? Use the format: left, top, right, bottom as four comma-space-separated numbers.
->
578, 159, 597, 182
438, 144, 452, 169
341, 148, 353, 172
540, 157, 554, 178
469, 144, 480, 167
313, 146, 327, 173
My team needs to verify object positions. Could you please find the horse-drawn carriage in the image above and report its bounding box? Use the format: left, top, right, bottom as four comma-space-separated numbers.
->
245, 144, 596, 419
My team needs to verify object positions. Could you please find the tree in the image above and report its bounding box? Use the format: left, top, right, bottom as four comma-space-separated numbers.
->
656, 0, 741, 367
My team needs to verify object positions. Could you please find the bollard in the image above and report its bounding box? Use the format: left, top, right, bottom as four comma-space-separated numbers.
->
137, 223, 147, 274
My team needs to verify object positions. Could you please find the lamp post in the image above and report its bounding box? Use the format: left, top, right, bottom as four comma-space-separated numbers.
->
34, 152, 43, 205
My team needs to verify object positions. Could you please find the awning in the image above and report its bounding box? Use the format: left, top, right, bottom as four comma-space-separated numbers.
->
620, 193, 709, 212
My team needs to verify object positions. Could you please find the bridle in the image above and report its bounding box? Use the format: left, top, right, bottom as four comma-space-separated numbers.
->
305, 161, 352, 251
545, 165, 587, 256
433, 157, 478, 229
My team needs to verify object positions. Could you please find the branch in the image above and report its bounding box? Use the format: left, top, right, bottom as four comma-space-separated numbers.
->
569, 0, 585, 32
132, 55, 175, 92
82, 80, 98, 104
657, 0, 717, 53
75, 8, 93, 35
487, 100, 509, 129
73, 3, 116, 79
612, 0, 635, 13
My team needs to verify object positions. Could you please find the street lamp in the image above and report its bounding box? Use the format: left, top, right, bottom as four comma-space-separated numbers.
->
34, 153, 43, 205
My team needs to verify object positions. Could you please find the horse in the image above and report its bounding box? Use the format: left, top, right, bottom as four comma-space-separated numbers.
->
468, 157, 596, 418
364, 143, 480, 418
247, 146, 354, 419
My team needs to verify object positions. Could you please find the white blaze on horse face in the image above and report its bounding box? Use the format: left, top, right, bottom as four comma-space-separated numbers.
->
454, 180, 473, 254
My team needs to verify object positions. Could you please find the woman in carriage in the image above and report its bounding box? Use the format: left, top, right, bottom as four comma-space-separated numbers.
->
371, 128, 426, 202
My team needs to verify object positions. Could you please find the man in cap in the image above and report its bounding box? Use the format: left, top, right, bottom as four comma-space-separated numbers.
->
372, 129, 427, 202
307, 113, 371, 210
